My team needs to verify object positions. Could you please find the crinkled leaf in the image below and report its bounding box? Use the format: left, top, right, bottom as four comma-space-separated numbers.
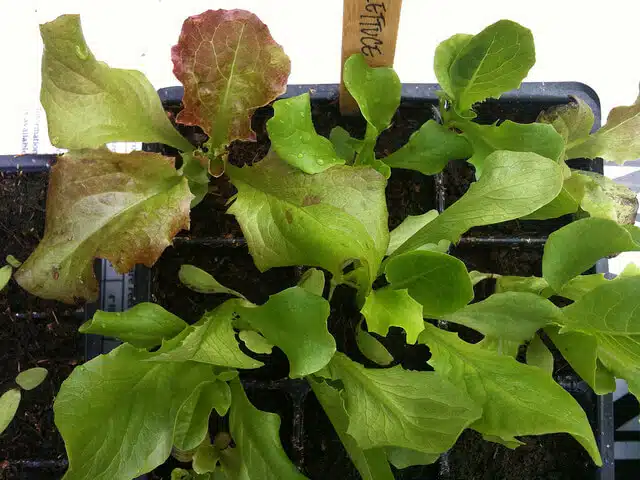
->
356, 322, 394, 366
229, 379, 306, 480
561, 276, 640, 399
40, 15, 191, 151
234, 286, 334, 378
267, 93, 344, 173
179, 265, 245, 298
567, 93, 640, 164
238, 330, 273, 355
545, 326, 616, 395
386, 210, 439, 256
344, 54, 400, 173
393, 151, 564, 255
361, 287, 424, 344
495, 276, 553, 297
0, 265, 11, 291
15, 150, 193, 303
444, 292, 562, 343
458, 120, 564, 177
227, 152, 388, 293
174, 381, 231, 451
433, 33, 473, 98
542, 217, 640, 291
153, 301, 263, 369
384, 121, 472, 175
330, 126, 362, 162
79, 303, 188, 349
172, 9, 290, 151
0, 389, 20, 435
526, 334, 554, 374
298, 268, 325, 297
578, 171, 638, 225
15, 367, 48, 391
55, 344, 215, 480
385, 447, 440, 469
537, 96, 595, 146
308, 376, 394, 480
385, 250, 473, 318
524, 171, 590, 220
420, 324, 602, 465
325, 353, 481, 455
448, 20, 535, 111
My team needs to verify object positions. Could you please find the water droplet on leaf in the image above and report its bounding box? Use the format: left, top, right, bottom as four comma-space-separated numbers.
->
297, 153, 303, 158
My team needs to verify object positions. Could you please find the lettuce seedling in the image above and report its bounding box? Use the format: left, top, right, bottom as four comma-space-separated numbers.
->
0, 367, 48, 435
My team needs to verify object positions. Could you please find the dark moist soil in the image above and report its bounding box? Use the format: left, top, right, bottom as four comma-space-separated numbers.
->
0, 172, 83, 476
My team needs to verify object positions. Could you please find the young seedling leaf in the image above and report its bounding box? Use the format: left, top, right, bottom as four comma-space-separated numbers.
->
524, 171, 590, 220
308, 376, 395, 480
578, 171, 638, 225
0, 389, 21, 435
361, 287, 424, 344
5, 255, 22, 269
79, 303, 188, 349
238, 330, 274, 355
153, 300, 263, 369
385, 447, 440, 469
193, 444, 221, 475
15, 367, 48, 391
179, 265, 245, 298
526, 334, 554, 374
172, 9, 290, 152
458, 120, 564, 178
537, 96, 595, 147
444, 292, 562, 343
0, 265, 11, 291
325, 353, 481, 455
566, 92, 640, 164
229, 379, 306, 480
343, 54, 400, 174
15, 150, 193, 303
386, 210, 439, 256
384, 121, 472, 175
420, 324, 602, 466
297, 268, 325, 297
545, 326, 616, 395
40, 15, 191, 151
448, 20, 535, 111
54, 344, 215, 480
174, 380, 231, 451
393, 151, 564, 255
180, 152, 210, 207
234, 286, 335, 378
267, 93, 344, 173
561, 276, 640, 399
433, 33, 473, 99
543, 217, 640, 291
330, 126, 362, 162
227, 151, 388, 293
356, 322, 394, 366
385, 250, 473, 318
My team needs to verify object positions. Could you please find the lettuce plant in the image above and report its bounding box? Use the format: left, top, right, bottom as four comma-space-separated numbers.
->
11, 9, 640, 480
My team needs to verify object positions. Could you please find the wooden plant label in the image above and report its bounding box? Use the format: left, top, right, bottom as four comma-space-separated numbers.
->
340, 0, 403, 114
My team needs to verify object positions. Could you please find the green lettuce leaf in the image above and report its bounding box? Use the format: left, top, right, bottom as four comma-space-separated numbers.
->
384, 250, 474, 317
526, 334, 554, 374
537, 96, 595, 147
448, 20, 535, 111
267, 93, 344, 173
193, 444, 221, 475
383, 121, 472, 175
239, 330, 274, 355
561, 276, 640, 399
297, 268, 325, 297
385, 447, 440, 469
393, 151, 564, 255
495, 276, 553, 297
386, 211, 449, 256
172, 9, 290, 153
523, 171, 590, 220
227, 151, 388, 293
542, 217, 640, 291
361, 287, 424, 343
356, 322, 394, 366
229, 379, 306, 479
54, 344, 215, 480
458, 120, 564, 177
578, 171, 639, 225
566, 92, 640, 164
0, 265, 11, 291
179, 265, 245, 298
0, 389, 21, 435
444, 292, 562, 343
15, 367, 49, 391
330, 126, 363, 163
308, 376, 394, 480
234, 286, 334, 378
40, 15, 191, 151
420, 324, 602, 466
325, 352, 481, 455
433, 33, 473, 98
180, 152, 210, 206
79, 303, 188, 349
15, 150, 193, 303
152, 300, 263, 369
